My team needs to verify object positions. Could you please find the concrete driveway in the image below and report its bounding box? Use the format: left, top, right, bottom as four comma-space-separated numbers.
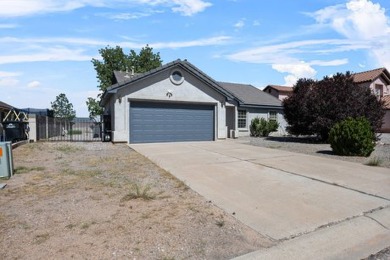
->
130, 140, 390, 259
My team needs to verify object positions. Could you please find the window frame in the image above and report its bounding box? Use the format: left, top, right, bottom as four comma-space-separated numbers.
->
170, 69, 185, 85
237, 110, 247, 129
269, 111, 277, 122
374, 84, 383, 98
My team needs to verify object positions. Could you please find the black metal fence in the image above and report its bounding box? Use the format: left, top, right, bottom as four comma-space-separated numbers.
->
36, 116, 101, 142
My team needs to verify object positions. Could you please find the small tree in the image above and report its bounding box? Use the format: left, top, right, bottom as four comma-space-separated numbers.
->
283, 72, 385, 141
86, 97, 103, 121
328, 117, 375, 157
51, 93, 76, 120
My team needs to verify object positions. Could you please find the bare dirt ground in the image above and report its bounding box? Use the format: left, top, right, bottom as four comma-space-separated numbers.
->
0, 142, 273, 260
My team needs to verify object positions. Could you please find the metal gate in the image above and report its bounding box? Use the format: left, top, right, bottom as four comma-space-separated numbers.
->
36, 116, 101, 142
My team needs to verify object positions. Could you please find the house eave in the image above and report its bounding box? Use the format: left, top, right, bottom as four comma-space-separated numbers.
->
239, 104, 283, 110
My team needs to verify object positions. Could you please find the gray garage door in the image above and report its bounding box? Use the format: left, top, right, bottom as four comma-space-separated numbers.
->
130, 102, 214, 143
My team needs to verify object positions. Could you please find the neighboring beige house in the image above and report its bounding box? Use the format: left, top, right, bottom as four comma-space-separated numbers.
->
263, 85, 293, 101
352, 67, 390, 98
352, 67, 390, 133
380, 95, 390, 133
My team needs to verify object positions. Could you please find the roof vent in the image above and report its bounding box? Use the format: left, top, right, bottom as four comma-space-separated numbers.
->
124, 69, 130, 79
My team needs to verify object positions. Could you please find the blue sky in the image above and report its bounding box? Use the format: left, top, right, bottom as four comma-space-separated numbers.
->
0, 0, 389, 117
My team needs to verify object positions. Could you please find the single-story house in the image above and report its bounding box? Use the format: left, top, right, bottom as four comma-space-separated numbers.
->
100, 59, 286, 143
352, 67, 390, 133
263, 85, 293, 101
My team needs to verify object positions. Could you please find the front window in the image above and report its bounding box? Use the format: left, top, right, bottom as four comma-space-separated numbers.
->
238, 110, 247, 128
269, 111, 277, 122
375, 84, 383, 98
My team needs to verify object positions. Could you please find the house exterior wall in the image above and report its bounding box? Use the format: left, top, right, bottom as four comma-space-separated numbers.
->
108, 69, 227, 142
381, 110, 390, 133
278, 92, 290, 101
236, 107, 287, 137
357, 77, 390, 132
265, 88, 279, 100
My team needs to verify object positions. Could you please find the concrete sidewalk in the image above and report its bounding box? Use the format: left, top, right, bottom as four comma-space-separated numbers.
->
130, 141, 390, 259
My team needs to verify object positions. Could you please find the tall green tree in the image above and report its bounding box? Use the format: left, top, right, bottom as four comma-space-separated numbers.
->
51, 93, 76, 120
88, 45, 162, 118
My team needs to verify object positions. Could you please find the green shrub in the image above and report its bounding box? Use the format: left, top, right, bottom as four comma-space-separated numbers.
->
250, 117, 279, 137
328, 117, 375, 157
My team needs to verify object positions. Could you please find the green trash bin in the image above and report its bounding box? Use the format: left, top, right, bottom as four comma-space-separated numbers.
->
0, 142, 14, 179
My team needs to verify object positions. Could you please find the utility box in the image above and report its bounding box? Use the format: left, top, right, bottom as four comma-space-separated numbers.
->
0, 142, 14, 179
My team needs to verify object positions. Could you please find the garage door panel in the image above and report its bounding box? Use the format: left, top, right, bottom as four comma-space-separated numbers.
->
130, 102, 214, 143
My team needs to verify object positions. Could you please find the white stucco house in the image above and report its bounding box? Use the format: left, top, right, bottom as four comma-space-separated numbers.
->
100, 59, 286, 143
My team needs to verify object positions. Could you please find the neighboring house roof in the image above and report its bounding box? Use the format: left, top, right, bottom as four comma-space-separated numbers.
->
0, 101, 13, 111
263, 85, 293, 93
382, 95, 390, 110
352, 68, 390, 85
101, 59, 236, 106
218, 82, 282, 108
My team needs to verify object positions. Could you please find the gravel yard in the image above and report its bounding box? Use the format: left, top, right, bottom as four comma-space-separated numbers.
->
0, 142, 273, 259
239, 133, 390, 169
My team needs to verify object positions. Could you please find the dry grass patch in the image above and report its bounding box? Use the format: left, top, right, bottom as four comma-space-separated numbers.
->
14, 166, 45, 174
0, 142, 273, 260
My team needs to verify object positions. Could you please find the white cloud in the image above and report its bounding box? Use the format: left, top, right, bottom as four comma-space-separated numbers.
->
227, 0, 390, 84
0, 77, 20, 87
312, 0, 389, 40
152, 36, 231, 49
97, 12, 153, 20
253, 20, 260, 26
310, 0, 390, 68
171, 0, 212, 16
27, 81, 41, 88
234, 19, 245, 29
227, 39, 351, 64
0, 71, 21, 77
0, 23, 18, 29
0, 0, 211, 18
0, 36, 231, 64
272, 62, 317, 85
0, 47, 94, 64
309, 59, 348, 66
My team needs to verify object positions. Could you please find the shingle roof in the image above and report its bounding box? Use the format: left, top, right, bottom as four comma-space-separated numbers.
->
113, 70, 140, 83
103, 60, 283, 109
264, 85, 293, 93
382, 95, 390, 110
101, 59, 235, 105
352, 68, 390, 85
218, 82, 282, 108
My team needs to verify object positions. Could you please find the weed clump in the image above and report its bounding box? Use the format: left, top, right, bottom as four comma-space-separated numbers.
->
121, 183, 156, 201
